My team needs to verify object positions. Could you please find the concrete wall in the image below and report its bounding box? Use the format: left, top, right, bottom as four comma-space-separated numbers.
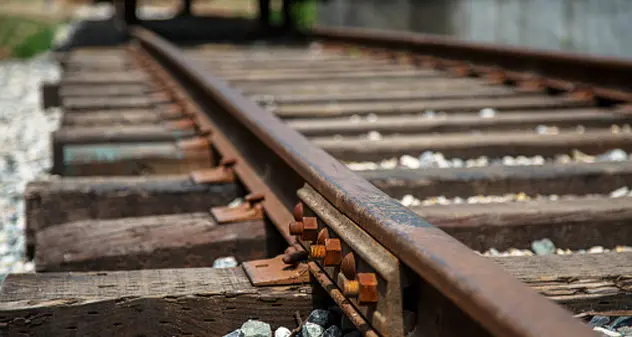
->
317, 0, 632, 59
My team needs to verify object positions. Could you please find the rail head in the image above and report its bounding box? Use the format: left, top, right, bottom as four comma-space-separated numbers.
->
310, 25, 632, 103
131, 27, 597, 337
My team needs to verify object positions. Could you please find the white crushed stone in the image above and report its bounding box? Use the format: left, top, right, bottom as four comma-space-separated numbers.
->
227, 197, 245, 208
0, 55, 62, 282
477, 245, 632, 257
345, 149, 632, 171
366, 131, 382, 141
301, 322, 324, 337
274, 327, 291, 337
241, 320, 272, 337
594, 326, 624, 337
212, 256, 239, 268
398, 186, 632, 208
479, 108, 496, 118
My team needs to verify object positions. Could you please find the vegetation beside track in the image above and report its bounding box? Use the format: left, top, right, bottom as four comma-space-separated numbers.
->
0, 15, 61, 59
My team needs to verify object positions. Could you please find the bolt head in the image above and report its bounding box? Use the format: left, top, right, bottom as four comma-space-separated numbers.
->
316, 228, 329, 244
341, 252, 356, 280
293, 202, 304, 221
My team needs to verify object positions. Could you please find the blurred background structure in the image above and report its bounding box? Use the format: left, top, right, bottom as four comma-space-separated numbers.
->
318, 0, 632, 59
3, 0, 632, 59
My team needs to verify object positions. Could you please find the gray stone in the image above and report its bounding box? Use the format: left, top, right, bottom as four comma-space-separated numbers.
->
213, 256, 239, 268
241, 320, 272, 337
596, 149, 628, 162
531, 238, 556, 256
589, 316, 611, 328
610, 316, 632, 329
323, 326, 342, 337
618, 326, 632, 336
307, 309, 330, 327
274, 327, 292, 337
224, 330, 245, 337
302, 322, 325, 337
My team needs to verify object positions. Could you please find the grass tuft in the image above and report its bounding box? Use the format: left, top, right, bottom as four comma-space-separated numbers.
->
0, 15, 59, 59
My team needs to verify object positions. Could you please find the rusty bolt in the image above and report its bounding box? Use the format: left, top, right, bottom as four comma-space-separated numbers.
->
316, 228, 329, 244
310, 244, 326, 259
340, 253, 379, 303
343, 278, 359, 297
323, 239, 342, 266
288, 220, 303, 236
357, 273, 379, 303
293, 202, 303, 222
301, 217, 319, 242
341, 252, 356, 280
310, 229, 341, 265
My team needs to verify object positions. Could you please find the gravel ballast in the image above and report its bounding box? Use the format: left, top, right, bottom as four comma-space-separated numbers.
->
0, 55, 61, 282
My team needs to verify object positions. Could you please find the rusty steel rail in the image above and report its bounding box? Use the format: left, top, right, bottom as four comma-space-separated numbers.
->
131, 27, 597, 337
310, 26, 632, 104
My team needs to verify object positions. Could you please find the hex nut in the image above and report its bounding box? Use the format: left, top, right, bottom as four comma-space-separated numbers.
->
358, 273, 379, 304
323, 238, 342, 266
301, 217, 319, 242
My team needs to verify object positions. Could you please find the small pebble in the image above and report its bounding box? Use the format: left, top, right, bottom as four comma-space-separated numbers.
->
367, 131, 382, 141
241, 320, 272, 337
302, 322, 325, 337
531, 238, 556, 256
609, 316, 632, 329
589, 316, 611, 328
479, 108, 496, 118
400, 155, 420, 169
589, 246, 605, 254
611, 186, 631, 198
423, 110, 436, 118
228, 198, 244, 208
617, 327, 632, 335
274, 327, 291, 337
535, 125, 560, 135
597, 149, 628, 162
594, 326, 622, 337
212, 256, 238, 268
322, 326, 342, 337
224, 330, 245, 337
307, 309, 330, 327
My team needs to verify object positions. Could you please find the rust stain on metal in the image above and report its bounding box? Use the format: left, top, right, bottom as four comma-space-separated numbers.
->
165, 119, 196, 130
177, 137, 210, 151
211, 192, 264, 224
190, 163, 235, 184
243, 255, 309, 286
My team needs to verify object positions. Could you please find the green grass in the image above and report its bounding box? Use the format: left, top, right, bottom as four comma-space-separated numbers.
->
270, 0, 318, 29
0, 15, 59, 59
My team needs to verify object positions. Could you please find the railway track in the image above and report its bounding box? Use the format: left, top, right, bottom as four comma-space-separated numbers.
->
1, 21, 632, 337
